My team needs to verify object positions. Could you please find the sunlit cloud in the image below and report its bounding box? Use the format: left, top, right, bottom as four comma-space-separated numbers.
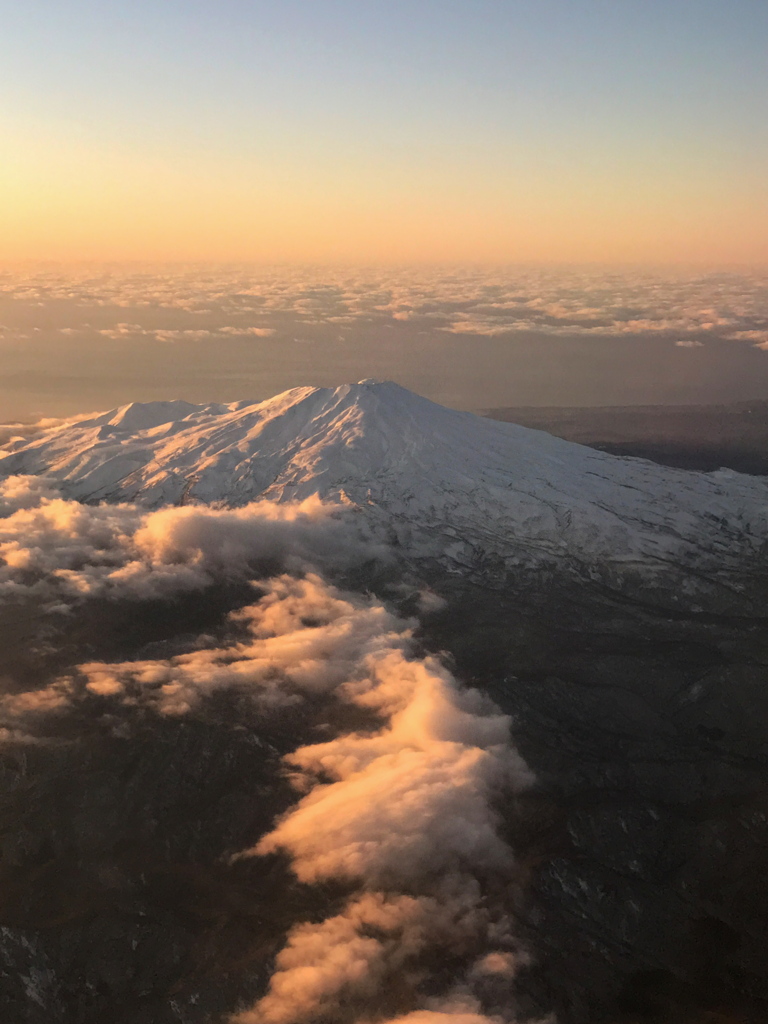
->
726, 330, 768, 348
0, 477, 384, 607
1, 265, 766, 349
0, 476, 535, 1022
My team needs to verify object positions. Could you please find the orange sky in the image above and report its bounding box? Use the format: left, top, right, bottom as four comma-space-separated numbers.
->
2, 1, 767, 265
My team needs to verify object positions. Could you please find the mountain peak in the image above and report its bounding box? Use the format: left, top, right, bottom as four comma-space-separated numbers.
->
1, 382, 766, 600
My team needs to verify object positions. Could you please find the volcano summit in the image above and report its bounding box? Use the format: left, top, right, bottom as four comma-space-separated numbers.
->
2, 380, 766, 610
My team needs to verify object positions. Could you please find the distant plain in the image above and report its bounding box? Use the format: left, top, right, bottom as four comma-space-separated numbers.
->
485, 401, 768, 475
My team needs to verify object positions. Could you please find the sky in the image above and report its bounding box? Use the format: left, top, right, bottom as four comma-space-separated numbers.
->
1, 0, 767, 264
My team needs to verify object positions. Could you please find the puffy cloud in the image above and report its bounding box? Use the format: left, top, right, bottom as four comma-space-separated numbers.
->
0, 680, 74, 745
233, 893, 507, 1024
152, 329, 217, 343
0, 478, 383, 605
1, 681, 71, 717
34, 561, 534, 1023
440, 321, 517, 338
234, 894, 437, 1024
471, 953, 518, 979
255, 649, 527, 885
0, 475, 62, 516
235, 637, 532, 1019
219, 326, 276, 337
0, 414, 97, 450
97, 322, 148, 338
128, 497, 381, 582
71, 574, 406, 715
97, 324, 276, 342
186, 577, 529, 1023
727, 330, 768, 348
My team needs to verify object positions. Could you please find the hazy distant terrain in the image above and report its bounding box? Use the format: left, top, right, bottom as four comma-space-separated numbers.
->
485, 400, 768, 475
1, 265, 768, 420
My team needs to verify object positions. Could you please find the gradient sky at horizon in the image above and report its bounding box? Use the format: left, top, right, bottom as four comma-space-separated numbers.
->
1, 0, 767, 264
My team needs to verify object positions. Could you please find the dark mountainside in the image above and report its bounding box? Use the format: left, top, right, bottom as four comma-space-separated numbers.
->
484, 400, 768, 475
422, 571, 768, 1024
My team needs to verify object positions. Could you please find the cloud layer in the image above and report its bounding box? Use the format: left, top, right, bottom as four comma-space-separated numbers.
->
70, 572, 534, 1024
0, 481, 537, 1022
2, 265, 767, 347
235, 625, 534, 1023
2, 264, 767, 416
0, 476, 382, 606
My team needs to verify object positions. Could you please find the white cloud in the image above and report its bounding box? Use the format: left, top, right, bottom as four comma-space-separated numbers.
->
727, 330, 768, 348
219, 326, 276, 337
441, 321, 517, 337
71, 573, 405, 715
10, 550, 534, 1023
0, 478, 384, 606
0, 413, 98, 451
254, 648, 526, 884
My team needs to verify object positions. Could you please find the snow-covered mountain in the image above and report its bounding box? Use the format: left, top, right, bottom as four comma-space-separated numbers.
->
2, 380, 766, 600
3, 381, 768, 1024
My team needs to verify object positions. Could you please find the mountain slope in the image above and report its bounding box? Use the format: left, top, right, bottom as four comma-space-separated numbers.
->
1, 380, 766, 601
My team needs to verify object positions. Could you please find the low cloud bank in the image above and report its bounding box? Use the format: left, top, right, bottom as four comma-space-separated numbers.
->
0, 476, 383, 605
3, 264, 768, 347
0, 480, 540, 1022
231, 624, 534, 1022
70, 574, 404, 715
64, 572, 535, 1022
0, 413, 98, 450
